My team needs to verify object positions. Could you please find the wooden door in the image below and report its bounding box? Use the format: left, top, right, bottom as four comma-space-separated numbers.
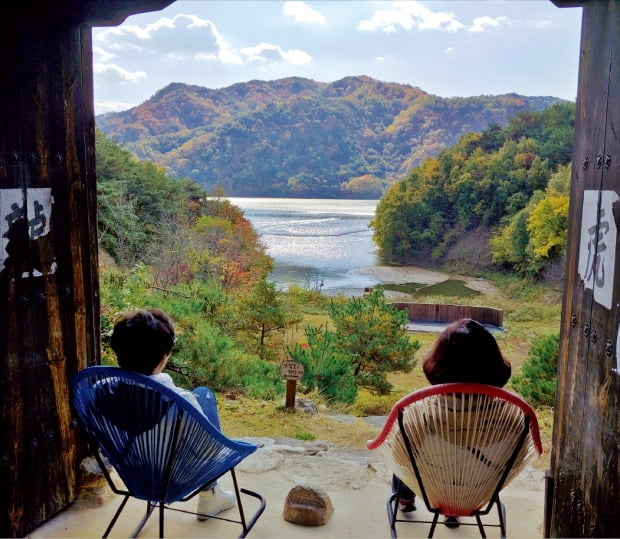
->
0, 2, 172, 535
0, 20, 100, 537
549, 1, 620, 536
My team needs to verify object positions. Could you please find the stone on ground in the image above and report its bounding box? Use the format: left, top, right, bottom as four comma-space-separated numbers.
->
282, 483, 334, 526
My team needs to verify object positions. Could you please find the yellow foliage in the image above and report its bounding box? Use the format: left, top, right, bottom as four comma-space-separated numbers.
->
527, 195, 569, 258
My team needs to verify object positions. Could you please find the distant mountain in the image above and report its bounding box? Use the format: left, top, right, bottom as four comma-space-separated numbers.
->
96, 76, 567, 198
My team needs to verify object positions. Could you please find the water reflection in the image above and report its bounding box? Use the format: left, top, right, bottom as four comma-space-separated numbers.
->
228, 197, 381, 291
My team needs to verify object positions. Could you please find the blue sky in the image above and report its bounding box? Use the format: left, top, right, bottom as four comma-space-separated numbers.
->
92, 1, 583, 115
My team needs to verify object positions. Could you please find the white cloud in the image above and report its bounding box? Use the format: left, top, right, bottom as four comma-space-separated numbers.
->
196, 49, 243, 65
96, 101, 137, 114
91, 1, 582, 107
95, 24, 148, 44
93, 63, 147, 83
359, 1, 465, 33
93, 46, 115, 62
283, 1, 327, 25
95, 14, 240, 63
240, 42, 312, 66
469, 16, 508, 33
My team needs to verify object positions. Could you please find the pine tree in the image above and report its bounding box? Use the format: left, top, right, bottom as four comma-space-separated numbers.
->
511, 333, 559, 407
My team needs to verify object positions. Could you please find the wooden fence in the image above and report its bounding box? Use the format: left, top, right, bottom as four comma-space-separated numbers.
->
393, 303, 503, 328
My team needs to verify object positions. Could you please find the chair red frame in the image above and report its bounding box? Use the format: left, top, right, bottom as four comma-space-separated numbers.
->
368, 383, 542, 538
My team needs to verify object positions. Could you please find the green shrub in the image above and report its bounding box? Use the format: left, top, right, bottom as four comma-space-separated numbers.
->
350, 389, 396, 416
240, 360, 284, 400
328, 290, 419, 395
511, 333, 559, 407
289, 325, 358, 404
294, 430, 316, 441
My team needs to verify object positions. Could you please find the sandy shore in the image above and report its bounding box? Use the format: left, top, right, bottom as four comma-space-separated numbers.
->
349, 265, 501, 297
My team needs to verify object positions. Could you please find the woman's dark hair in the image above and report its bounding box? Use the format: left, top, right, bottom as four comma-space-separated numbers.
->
110, 309, 176, 375
422, 318, 511, 387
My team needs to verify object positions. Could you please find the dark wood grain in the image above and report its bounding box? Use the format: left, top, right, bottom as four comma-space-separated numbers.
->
549, 2, 620, 536
0, 2, 172, 536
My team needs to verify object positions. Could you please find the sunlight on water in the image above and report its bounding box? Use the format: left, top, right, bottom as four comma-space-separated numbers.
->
228, 198, 381, 292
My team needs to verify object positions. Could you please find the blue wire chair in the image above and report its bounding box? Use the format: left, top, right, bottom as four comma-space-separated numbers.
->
71, 366, 266, 538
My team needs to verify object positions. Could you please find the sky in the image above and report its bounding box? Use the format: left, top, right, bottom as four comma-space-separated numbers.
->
92, 1, 583, 115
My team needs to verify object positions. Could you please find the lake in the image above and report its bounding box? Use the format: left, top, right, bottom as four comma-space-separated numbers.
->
228, 197, 382, 293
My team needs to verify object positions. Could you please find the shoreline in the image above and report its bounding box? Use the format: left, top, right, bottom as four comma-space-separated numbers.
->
350, 265, 450, 285
338, 265, 501, 297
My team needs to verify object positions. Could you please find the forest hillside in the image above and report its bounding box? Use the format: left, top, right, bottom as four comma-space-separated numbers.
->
96, 76, 566, 198
372, 102, 574, 281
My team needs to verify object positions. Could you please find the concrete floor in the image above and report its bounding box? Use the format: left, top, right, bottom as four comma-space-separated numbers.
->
29, 455, 545, 539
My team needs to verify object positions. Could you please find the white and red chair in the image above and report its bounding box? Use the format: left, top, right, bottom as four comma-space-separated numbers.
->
367, 383, 542, 538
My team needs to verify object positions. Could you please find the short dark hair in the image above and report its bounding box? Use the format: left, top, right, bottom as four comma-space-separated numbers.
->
422, 318, 511, 387
110, 309, 176, 375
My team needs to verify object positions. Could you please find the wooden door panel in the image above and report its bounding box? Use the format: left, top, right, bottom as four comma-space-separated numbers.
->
551, 2, 620, 536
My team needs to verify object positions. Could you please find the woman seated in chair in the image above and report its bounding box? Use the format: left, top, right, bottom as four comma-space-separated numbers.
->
110, 308, 236, 521
393, 317, 511, 528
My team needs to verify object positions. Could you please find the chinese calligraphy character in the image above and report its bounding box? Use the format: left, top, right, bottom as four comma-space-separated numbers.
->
3, 202, 25, 232
29, 200, 47, 239
583, 208, 609, 289
1, 188, 54, 275
578, 190, 618, 310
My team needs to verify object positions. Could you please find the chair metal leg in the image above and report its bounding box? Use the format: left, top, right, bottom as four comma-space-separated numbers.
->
496, 498, 507, 538
231, 469, 247, 530
103, 494, 131, 538
386, 492, 398, 539
427, 512, 441, 538
238, 488, 266, 538
129, 501, 156, 538
159, 501, 165, 538
231, 465, 267, 538
475, 514, 487, 538
428, 513, 440, 538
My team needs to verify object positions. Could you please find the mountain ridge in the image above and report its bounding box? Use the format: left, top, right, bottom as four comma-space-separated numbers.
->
96, 76, 567, 198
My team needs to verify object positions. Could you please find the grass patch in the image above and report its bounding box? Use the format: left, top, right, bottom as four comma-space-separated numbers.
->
218, 395, 379, 449
417, 279, 481, 298
380, 279, 480, 298
294, 430, 316, 441
350, 389, 399, 416
379, 282, 426, 294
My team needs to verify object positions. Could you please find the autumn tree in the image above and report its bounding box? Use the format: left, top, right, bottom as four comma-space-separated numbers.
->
527, 195, 569, 260
340, 174, 384, 198
373, 103, 574, 277
490, 164, 570, 276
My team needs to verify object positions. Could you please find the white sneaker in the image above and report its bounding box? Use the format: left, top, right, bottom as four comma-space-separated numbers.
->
196, 484, 236, 521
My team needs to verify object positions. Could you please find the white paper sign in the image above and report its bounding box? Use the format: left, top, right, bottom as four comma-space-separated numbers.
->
578, 190, 619, 310
0, 188, 54, 274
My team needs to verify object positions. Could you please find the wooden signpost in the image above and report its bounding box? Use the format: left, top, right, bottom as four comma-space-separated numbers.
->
280, 360, 304, 408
